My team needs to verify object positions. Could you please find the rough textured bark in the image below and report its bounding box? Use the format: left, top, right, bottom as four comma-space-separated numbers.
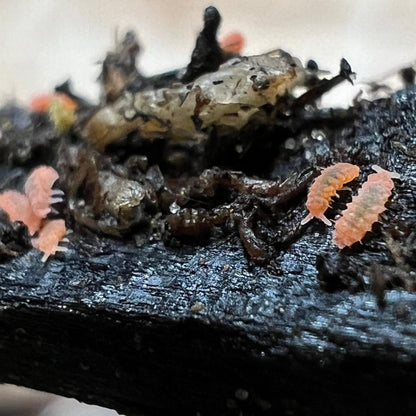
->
1, 88, 416, 415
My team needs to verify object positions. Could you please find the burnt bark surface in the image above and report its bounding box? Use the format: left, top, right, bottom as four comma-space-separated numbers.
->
1, 89, 416, 415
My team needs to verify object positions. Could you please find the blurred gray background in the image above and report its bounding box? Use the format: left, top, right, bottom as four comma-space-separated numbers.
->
1, 0, 416, 105
0, 0, 415, 415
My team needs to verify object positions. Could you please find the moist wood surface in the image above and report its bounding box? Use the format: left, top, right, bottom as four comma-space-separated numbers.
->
1, 88, 416, 415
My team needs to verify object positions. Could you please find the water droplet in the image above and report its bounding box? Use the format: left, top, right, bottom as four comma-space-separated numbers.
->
169, 202, 180, 214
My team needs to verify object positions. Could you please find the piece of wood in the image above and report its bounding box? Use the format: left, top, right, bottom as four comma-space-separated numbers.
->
1, 88, 416, 415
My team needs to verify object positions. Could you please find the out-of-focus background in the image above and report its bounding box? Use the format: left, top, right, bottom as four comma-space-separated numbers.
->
1, 0, 416, 106
0, 0, 415, 415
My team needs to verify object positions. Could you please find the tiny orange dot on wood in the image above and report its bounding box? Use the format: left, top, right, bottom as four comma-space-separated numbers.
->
220, 32, 245, 54
29, 93, 77, 113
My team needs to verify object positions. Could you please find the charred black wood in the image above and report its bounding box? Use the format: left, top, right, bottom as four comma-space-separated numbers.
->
294, 58, 354, 108
181, 6, 232, 83
400, 66, 416, 87
54, 80, 93, 110
2, 235, 416, 416
1, 81, 416, 415
124, 6, 235, 91
0, 211, 31, 259
0, 105, 60, 167
99, 31, 149, 102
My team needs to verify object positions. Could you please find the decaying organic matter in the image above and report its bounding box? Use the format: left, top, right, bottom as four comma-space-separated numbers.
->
82, 48, 306, 148
2, 6, 416, 416
80, 6, 353, 149
0, 7, 414, 305
0, 209, 31, 259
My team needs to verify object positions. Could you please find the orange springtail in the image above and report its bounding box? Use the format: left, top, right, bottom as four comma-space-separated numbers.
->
31, 219, 68, 262
333, 165, 400, 249
24, 166, 63, 218
301, 163, 360, 226
0, 190, 42, 235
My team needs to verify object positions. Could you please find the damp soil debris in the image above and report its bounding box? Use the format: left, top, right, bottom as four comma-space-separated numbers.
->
0, 6, 415, 303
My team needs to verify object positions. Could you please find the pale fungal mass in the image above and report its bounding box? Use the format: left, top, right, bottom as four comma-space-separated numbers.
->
82, 49, 305, 148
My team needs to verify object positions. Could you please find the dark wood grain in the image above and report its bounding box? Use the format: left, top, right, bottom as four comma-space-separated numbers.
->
1, 88, 416, 415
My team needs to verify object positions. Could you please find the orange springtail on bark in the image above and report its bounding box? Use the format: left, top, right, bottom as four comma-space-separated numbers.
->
333, 165, 400, 249
24, 166, 64, 218
31, 219, 68, 262
301, 163, 360, 226
0, 190, 42, 235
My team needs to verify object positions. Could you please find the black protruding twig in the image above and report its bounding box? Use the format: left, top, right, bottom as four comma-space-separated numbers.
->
294, 58, 355, 108
181, 6, 229, 83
